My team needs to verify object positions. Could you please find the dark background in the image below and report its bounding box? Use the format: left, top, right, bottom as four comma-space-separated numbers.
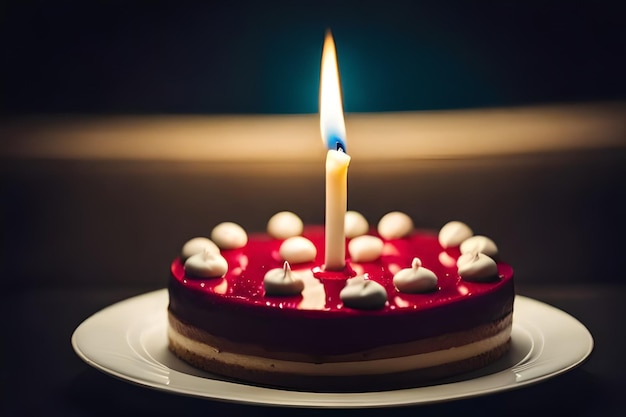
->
2, 2, 626, 416
1, 0, 625, 115
1, 0, 625, 291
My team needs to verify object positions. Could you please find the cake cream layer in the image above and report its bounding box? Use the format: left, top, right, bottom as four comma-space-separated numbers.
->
168, 226, 514, 356
168, 312, 512, 363
168, 321, 512, 376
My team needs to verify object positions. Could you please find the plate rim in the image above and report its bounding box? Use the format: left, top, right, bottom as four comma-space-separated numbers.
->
71, 290, 594, 408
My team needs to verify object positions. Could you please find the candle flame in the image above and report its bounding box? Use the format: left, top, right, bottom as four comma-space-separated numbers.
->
320, 30, 347, 152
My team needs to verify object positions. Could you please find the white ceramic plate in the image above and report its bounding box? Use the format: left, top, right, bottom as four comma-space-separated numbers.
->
72, 290, 593, 408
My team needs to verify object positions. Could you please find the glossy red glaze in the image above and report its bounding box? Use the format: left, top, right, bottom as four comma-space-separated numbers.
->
168, 226, 514, 355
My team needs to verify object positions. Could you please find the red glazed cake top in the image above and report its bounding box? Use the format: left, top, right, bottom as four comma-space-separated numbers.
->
171, 226, 512, 315
168, 222, 514, 355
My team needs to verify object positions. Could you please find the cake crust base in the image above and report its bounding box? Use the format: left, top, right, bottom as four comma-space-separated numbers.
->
167, 314, 512, 392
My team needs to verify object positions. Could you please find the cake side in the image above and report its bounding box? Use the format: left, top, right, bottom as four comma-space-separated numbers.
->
167, 317, 512, 391
168, 310, 512, 363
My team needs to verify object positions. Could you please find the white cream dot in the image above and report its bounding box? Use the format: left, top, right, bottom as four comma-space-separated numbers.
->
345, 211, 369, 238
263, 262, 304, 296
457, 252, 498, 282
267, 211, 304, 239
393, 258, 438, 293
181, 237, 220, 260
348, 235, 383, 262
279, 236, 317, 264
184, 250, 228, 278
460, 235, 498, 258
377, 211, 414, 239
340, 276, 388, 310
211, 222, 248, 250
438, 221, 473, 248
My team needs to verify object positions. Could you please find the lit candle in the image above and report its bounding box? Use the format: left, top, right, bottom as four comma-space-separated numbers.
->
320, 30, 350, 271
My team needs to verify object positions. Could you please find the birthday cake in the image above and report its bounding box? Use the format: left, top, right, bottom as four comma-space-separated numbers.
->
167, 211, 514, 391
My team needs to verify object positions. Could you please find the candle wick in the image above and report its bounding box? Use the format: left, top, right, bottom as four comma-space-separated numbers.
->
336, 142, 345, 152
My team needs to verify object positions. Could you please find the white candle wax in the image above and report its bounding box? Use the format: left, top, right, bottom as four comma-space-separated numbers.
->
325, 148, 350, 270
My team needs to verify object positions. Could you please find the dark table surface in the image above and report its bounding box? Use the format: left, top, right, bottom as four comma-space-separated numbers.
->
2, 132, 625, 415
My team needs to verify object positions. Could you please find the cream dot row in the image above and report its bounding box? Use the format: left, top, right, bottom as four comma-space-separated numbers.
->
181, 213, 502, 290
